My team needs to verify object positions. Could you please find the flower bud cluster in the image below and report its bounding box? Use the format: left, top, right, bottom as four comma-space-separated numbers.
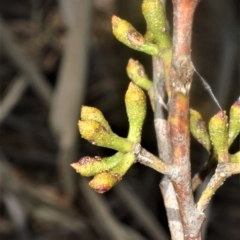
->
71, 83, 147, 193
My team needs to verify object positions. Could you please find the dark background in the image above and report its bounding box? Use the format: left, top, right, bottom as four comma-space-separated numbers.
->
0, 0, 239, 240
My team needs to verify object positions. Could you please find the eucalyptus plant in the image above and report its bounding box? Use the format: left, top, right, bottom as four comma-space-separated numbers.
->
71, 1, 240, 239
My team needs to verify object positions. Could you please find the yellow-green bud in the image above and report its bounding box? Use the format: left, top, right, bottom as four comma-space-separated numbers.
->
89, 152, 136, 193
80, 106, 110, 131
89, 171, 119, 194
70, 152, 124, 177
112, 15, 159, 56
78, 120, 133, 152
125, 83, 147, 143
190, 109, 211, 152
126, 58, 152, 91
142, 0, 171, 51
209, 111, 229, 162
228, 98, 240, 146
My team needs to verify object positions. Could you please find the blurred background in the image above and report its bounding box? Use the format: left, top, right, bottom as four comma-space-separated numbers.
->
0, 0, 239, 240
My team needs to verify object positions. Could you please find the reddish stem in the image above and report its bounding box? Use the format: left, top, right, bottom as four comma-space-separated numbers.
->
169, 0, 205, 239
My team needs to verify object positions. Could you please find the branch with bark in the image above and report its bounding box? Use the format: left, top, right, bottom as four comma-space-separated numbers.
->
70, 1, 240, 239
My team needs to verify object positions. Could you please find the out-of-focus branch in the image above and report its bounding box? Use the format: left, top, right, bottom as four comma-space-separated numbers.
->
2, 191, 30, 240
0, 153, 86, 233
79, 179, 148, 240
197, 162, 240, 212
192, 152, 217, 191
115, 183, 169, 240
0, 77, 28, 124
49, 0, 92, 200
0, 17, 52, 105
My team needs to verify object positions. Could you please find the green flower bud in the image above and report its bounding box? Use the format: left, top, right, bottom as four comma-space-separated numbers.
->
89, 171, 120, 194
125, 83, 147, 143
70, 152, 124, 177
209, 111, 229, 162
89, 152, 136, 193
126, 58, 152, 91
228, 98, 240, 146
112, 15, 159, 56
80, 106, 110, 131
142, 0, 171, 51
190, 109, 211, 152
78, 120, 133, 152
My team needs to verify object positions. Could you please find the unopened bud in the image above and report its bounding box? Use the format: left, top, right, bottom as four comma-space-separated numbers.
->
228, 98, 240, 146
89, 152, 135, 193
71, 152, 124, 177
142, 0, 171, 51
190, 109, 211, 152
81, 106, 110, 131
112, 15, 159, 55
125, 83, 147, 143
126, 59, 152, 91
209, 111, 229, 162
78, 120, 133, 152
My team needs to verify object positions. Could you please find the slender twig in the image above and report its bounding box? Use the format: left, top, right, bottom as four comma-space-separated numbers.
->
192, 152, 217, 191
152, 54, 184, 239
133, 144, 175, 176
230, 163, 240, 174
197, 162, 240, 212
